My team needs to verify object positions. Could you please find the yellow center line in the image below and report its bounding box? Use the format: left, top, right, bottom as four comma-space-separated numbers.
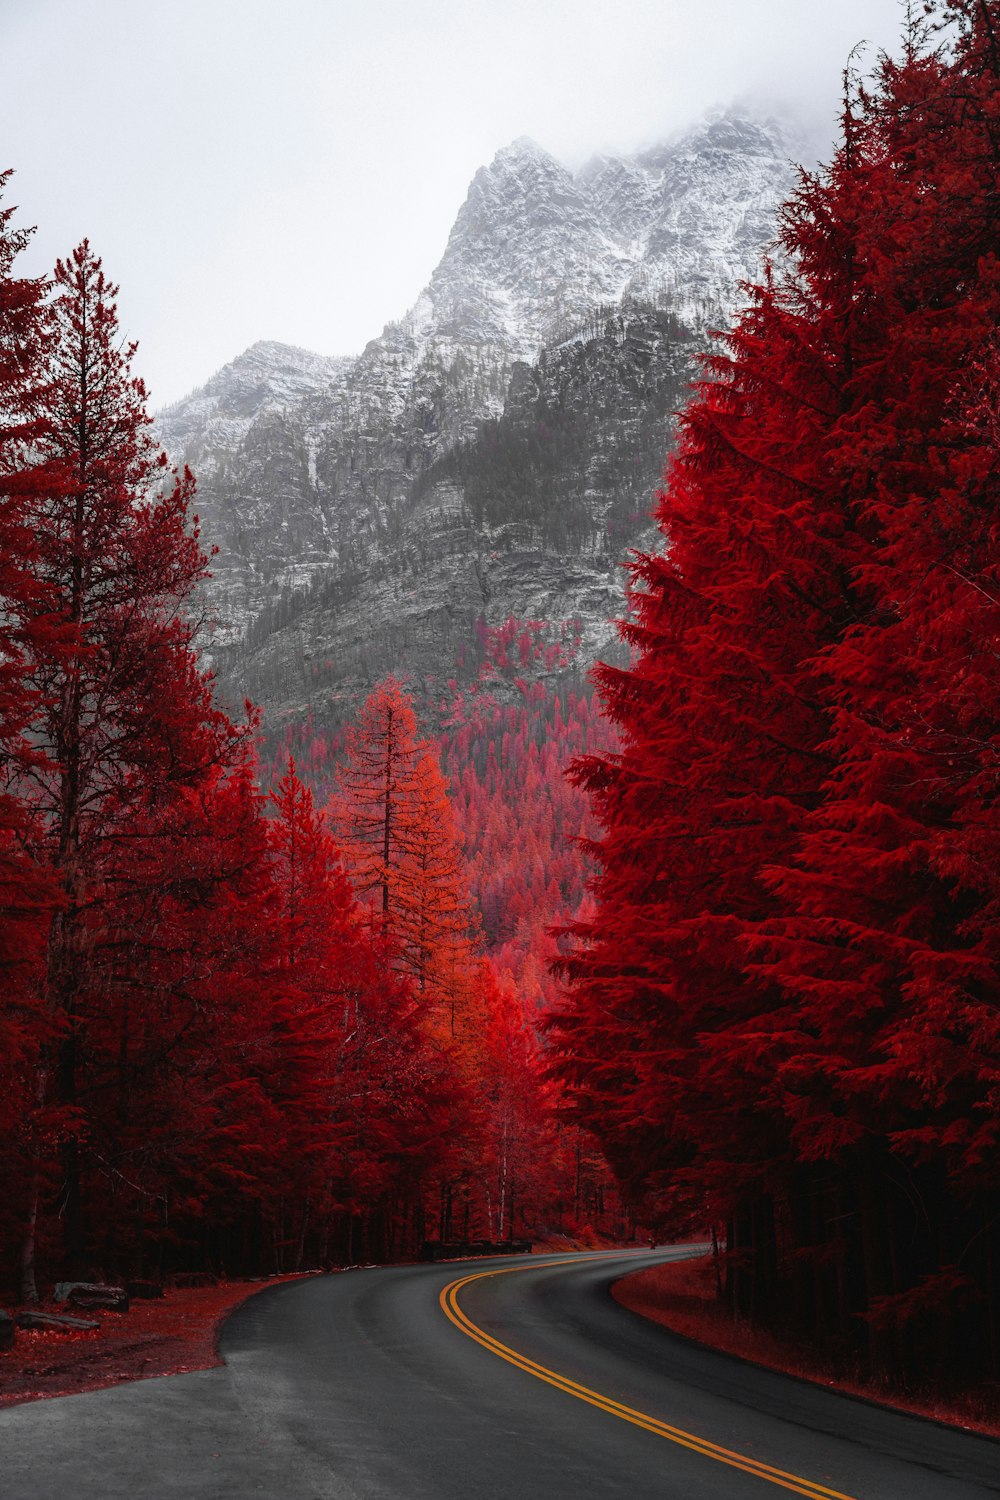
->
439, 1256, 858, 1500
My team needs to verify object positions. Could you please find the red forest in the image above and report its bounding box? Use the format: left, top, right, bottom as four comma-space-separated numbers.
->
1, 0, 999, 1409
549, 1, 1000, 1390
0, 218, 621, 1299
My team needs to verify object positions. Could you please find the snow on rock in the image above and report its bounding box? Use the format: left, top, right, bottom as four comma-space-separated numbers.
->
163, 107, 804, 724
156, 341, 355, 483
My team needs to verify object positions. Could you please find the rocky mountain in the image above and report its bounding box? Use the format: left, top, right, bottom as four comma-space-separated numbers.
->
157, 106, 804, 730
157, 340, 354, 471
233, 301, 699, 715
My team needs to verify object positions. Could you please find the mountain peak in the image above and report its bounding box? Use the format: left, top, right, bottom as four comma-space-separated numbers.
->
474, 136, 570, 193
163, 97, 808, 702
242, 338, 320, 362
494, 134, 556, 163
660, 101, 805, 160
232, 339, 353, 376
155, 341, 354, 465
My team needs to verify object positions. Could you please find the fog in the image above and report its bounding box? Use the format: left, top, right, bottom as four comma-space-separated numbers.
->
1, 0, 906, 406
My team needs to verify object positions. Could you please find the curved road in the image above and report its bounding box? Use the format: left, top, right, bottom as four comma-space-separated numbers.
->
2, 1249, 997, 1498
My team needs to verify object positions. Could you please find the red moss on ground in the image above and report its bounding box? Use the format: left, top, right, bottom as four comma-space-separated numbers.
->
613, 1254, 1000, 1439
0, 1276, 309, 1407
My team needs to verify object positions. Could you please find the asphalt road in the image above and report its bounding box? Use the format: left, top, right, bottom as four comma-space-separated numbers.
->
1, 1248, 997, 1499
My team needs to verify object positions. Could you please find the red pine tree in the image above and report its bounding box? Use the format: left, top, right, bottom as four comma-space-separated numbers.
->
329, 677, 426, 919
329, 680, 482, 1041
0, 175, 59, 1277
551, 1, 1000, 1383
10, 241, 244, 1295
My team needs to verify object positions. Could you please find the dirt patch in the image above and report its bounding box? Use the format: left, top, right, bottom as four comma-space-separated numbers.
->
613, 1254, 1000, 1440
0, 1276, 309, 1407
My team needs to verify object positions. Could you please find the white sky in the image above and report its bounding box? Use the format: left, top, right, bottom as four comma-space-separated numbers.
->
1, 0, 906, 408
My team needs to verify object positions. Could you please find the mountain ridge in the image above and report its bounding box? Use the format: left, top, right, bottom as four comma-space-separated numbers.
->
156, 104, 805, 728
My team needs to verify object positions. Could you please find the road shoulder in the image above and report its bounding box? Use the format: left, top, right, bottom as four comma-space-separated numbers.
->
612, 1254, 1000, 1441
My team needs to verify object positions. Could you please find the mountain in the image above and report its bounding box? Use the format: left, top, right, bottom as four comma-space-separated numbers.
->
395, 106, 799, 366
158, 340, 354, 484
157, 106, 803, 725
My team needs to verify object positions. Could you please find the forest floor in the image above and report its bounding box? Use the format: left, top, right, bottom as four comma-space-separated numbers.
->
0, 1276, 310, 1407
0, 1237, 605, 1409
613, 1254, 1000, 1440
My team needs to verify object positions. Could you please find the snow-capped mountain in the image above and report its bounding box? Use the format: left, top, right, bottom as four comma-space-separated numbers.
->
158, 106, 803, 723
157, 341, 354, 484
423, 108, 797, 357
319, 106, 797, 443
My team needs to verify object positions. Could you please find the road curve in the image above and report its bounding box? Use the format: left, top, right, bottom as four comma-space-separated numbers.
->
1, 1249, 997, 1499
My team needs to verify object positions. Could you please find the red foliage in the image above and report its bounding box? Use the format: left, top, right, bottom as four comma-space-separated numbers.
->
327, 679, 484, 1043
0, 240, 484, 1292
550, 2, 1000, 1387
440, 664, 616, 1014
0, 175, 58, 1171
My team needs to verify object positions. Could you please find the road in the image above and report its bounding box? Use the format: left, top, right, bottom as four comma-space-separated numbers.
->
1, 1249, 997, 1499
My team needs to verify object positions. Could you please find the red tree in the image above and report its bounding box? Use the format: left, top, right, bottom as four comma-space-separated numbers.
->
551, 1, 1000, 1384
10, 241, 244, 1295
477, 969, 558, 1239
0, 175, 59, 1274
329, 680, 482, 1041
268, 757, 475, 1263
329, 677, 426, 919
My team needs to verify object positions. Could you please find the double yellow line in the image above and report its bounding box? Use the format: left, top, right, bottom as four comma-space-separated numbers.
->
439, 1257, 857, 1500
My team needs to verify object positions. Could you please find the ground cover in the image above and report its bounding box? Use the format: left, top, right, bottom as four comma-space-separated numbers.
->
613, 1255, 1000, 1439
0, 1277, 310, 1406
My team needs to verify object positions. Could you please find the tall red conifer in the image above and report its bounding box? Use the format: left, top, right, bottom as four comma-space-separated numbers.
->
11, 242, 243, 1294
330, 680, 482, 1040
0, 175, 58, 1270
400, 752, 483, 1045
263, 758, 365, 1257
551, 1, 1000, 1382
330, 678, 424, 918
753, 5, 1000, 1375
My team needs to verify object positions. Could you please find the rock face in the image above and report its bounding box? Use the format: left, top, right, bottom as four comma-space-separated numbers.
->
158, 107, 803, 727
157, 341, 354, 487
230, 301, 696, 720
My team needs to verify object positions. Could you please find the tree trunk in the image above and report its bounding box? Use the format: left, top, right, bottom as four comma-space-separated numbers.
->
857, 1151, 894, 1385
19, 1161, 42, 1304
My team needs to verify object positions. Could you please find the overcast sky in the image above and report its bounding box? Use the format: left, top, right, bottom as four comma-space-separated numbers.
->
1, 0, 907, 408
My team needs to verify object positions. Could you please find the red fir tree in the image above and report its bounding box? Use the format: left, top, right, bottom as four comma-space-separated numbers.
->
551, 1, 1000, 1383
10, 241, 243, 1294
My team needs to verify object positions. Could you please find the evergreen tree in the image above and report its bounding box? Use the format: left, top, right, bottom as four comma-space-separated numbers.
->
0, 174, 59, 1280
11, 241, 242, 1294
329, 679, 481, 1041
329, 677, 425, 919
398, 752, 482, 1045
551, 0, 1000, 1383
